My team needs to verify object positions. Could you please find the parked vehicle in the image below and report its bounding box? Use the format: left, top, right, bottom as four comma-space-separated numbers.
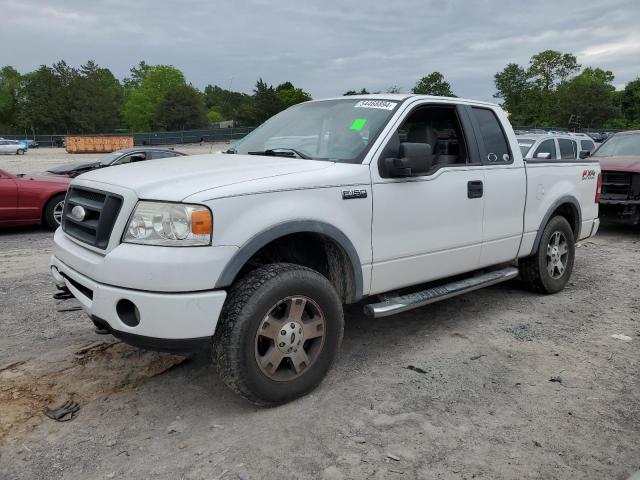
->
517, 133, 596, 160
593, 130, 640, 225
47, 147, 186, 177
51, 95, 601, 405
0, 169, 70, 228
20, 139, 39, 149
0, 140, 27, 155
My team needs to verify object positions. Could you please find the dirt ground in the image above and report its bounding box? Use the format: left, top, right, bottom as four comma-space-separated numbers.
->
1, 148, 639, 479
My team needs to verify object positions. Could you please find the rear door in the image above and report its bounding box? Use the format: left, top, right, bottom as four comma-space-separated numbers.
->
466, 106, 526, 267
0, 171, 18, 222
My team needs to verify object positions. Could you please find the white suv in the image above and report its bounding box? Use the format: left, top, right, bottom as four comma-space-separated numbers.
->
517, 133, 596, 160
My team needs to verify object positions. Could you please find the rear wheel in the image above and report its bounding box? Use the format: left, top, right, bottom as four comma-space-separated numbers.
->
213, 263, 344, 406
43, 193, 65, 229
16, 149, 25, 155
519, 216, 575, 293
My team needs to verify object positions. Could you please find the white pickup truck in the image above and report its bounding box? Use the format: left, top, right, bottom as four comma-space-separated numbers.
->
51, 94, 601, 405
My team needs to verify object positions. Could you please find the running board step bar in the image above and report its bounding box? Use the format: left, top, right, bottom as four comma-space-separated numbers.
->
364, 266, 519, 318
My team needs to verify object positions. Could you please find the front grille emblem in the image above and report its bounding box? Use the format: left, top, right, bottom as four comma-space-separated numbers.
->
70, 205, 86, 221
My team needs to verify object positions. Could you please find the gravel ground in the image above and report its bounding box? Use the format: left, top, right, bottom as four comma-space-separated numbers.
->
0, 148, 639, 479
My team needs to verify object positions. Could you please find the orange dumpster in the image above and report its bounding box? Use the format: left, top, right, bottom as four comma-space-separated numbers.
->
64, 135, 134, 153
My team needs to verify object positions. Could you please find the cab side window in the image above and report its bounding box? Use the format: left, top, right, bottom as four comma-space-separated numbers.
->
534, 139, 557, 159
558, 139, 576, 159
396, 105, 468, 171
471, 107, 511, 164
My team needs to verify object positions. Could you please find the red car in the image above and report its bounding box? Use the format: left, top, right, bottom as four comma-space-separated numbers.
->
0, 168, 70, 229
594, 131, 640, 225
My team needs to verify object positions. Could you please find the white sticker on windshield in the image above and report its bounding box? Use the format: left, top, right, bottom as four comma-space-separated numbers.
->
354, 100, 397, 110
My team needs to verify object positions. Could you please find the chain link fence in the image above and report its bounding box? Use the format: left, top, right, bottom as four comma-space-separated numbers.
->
0, 126, 255, 148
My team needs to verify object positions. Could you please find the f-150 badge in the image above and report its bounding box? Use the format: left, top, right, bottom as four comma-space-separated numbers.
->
342, 189, 368, 200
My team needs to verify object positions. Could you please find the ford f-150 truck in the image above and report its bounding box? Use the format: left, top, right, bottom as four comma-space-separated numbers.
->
51, 95, 601, 405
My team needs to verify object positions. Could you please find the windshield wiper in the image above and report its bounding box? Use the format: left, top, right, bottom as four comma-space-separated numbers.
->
224, 148, 236, 154
247, 148, 310, 159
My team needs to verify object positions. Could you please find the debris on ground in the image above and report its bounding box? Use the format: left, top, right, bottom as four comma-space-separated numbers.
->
470, 354, 486, 360
611, 334, 632, 342
405, 365, 428, 374
549, 376, 563, 383
387, 453, 401, 461
44, 400, 80, 422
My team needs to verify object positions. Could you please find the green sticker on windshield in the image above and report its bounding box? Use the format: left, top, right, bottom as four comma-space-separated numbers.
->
350, 118, 367, 131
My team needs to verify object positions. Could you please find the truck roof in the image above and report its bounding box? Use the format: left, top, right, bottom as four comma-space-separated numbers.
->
311, 93, 499, 108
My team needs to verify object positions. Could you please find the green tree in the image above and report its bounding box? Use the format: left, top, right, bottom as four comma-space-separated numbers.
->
153, 84, 208, 130
528, 50, 580, 91
251, 78, 285, 124
343, 88, 370, 96
412, 72, 455, 97
20, 65, 69, 133
555, 68, 618, 128
70, 61, 124, 132
123, 61, 152, 91
621, 78, 640, 127
0, 66, 22, 132
493, 64, 529, 112
123, 64, 186, 131
275, 81, 312, 108
207, 109, 224, 124
203, 84, 253, 123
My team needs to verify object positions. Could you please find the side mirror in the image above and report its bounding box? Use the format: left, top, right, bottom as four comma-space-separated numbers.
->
579, 150, 591, 159
535, 152, 551, 159
383, 142, 433, 178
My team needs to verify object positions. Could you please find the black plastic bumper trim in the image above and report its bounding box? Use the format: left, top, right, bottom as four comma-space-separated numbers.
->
90, 316, 211, 353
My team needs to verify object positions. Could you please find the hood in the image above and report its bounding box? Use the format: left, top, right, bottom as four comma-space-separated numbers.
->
48, 161, 101, 175
595, 155, 640, 173
16, 173, 71, 185
74, 153, 333, 201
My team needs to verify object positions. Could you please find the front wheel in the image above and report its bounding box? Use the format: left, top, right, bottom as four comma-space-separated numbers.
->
213, 263, 344, 406
519, 215, 575, 293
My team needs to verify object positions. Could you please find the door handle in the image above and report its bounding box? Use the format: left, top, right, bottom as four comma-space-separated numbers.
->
467, 180, 483, 199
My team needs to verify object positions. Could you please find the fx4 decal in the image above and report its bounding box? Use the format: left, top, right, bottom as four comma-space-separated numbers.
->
582, 169, 597, 181
342, 189, 368, 200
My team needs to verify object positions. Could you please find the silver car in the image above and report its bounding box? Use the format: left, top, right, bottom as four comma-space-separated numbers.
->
0, 140, 26, 155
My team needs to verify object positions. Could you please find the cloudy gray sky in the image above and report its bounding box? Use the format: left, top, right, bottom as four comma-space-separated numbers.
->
1, 0, 639, 101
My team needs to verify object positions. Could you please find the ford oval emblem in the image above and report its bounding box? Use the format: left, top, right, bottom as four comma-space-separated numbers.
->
70, 205, 86, 221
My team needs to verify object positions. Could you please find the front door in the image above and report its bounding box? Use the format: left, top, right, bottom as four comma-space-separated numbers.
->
369, 103, 485, 294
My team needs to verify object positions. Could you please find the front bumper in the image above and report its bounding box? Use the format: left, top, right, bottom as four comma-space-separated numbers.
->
51, 256, 227, 346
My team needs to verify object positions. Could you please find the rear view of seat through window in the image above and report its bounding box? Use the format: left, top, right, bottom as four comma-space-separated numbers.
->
399, 106, 467, 170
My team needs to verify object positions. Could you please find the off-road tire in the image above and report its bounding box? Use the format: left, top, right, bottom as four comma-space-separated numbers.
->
213, 263, 344, 406
43, 193, 65, 229
519, 215, 575, 293
16, 149, 25, 155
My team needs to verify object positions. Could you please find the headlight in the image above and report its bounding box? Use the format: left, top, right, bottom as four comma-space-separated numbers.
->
123, 201, 212, 246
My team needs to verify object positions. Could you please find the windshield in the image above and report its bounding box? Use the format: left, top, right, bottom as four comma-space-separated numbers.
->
229, 99, 400, 162
517, 138, 535, 156
594, 133, 640, 157
98, 152, 123, 166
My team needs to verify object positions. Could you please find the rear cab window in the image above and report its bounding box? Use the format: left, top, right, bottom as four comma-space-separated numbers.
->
470, 107, 512, 164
